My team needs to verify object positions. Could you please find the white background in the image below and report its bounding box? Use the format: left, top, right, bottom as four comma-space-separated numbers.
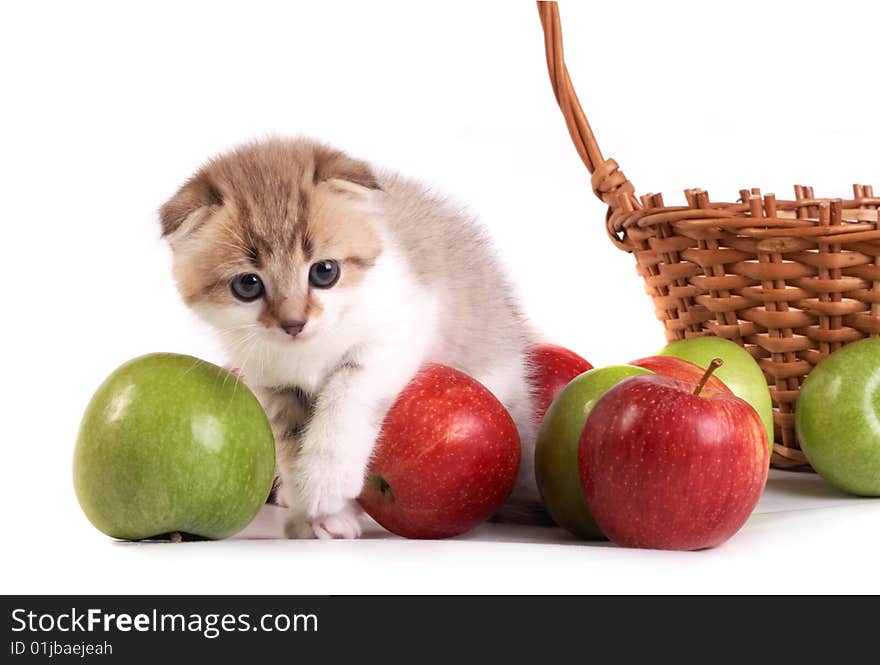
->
2, 0, 878, 594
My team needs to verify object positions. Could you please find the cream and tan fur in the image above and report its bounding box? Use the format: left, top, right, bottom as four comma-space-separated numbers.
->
161, 138, 542, 538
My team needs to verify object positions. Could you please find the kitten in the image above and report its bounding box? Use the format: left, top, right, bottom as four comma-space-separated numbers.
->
160, 137, 542, 538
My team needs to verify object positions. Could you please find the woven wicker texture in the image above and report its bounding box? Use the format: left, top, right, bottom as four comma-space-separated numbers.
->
537, 1, 880, 466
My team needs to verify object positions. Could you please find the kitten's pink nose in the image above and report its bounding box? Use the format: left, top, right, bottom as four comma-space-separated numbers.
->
280, 320, 306, 337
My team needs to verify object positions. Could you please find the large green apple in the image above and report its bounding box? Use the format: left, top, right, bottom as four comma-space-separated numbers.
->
796, 338, 880, 496
73, 353, 276, 540
535, 365, 651, 539
659, 337, 774, 451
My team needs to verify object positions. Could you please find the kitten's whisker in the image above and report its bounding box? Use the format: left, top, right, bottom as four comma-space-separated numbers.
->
214, 323, 260, 336
207, 238, 252, 253
219, 328, 261, 390
231, 336, 260, 398
211, 261, 251, 274
212, 217, 250, 248
177, 357, 205, 381
258, 339, 267, 393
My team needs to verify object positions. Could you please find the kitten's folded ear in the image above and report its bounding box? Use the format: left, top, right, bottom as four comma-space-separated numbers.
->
313, 145, 382, 193
159, 171, 224, 239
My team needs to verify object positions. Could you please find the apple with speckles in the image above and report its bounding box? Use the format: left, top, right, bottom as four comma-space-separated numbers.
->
528, 343, 593, 423
579, 360, 769, 551
657, 337, 774, 453
358, 364, 521, 539
536, 359, 730, 539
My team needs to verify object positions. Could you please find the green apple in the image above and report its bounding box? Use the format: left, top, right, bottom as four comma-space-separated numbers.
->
796, 338, 880, 496
535, 365, 652, 539
658, 337, 774, 452
73, 353, 276, 540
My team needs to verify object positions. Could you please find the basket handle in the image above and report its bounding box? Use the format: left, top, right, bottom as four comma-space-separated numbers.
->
537, 1, 638, 212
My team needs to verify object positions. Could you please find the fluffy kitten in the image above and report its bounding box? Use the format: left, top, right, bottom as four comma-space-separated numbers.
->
160, 137, 541, 538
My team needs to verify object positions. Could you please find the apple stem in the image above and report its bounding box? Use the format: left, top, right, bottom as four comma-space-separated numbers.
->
168, 532, 183, 543
693, 358, 724, 396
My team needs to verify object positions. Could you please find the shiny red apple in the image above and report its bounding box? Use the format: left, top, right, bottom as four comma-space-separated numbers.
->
528, 343, 593, 422
579, 360, 769, 551
630, 355, 730, 393
358, 364, 520, 539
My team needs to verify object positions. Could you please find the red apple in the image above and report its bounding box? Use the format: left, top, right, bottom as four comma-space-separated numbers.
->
528, 343, 593, 422
358, 364, 520, 539
579, 360, 769, 551
630, 355, 729, 393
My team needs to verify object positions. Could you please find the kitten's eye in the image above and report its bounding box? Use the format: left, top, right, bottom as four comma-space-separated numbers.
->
308, 260, 340, 289
230, 273, 264, 301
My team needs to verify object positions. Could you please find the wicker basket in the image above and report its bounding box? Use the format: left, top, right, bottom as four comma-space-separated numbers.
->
537, 1, 879, 467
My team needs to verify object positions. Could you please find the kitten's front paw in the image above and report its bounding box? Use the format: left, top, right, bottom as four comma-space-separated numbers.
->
280, 509, 316, 540
313, 502, 363, 540
286, 450, 366, 520
279, 503, 363, 540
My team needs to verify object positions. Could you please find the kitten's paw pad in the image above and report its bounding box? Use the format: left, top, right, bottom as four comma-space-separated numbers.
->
313, 510, 363, 540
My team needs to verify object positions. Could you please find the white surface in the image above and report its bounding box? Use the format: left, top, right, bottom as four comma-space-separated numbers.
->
1, 0, 878, 594
5, 471, 880, 595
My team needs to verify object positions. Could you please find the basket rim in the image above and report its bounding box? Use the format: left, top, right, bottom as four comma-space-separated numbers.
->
607, 190, 880, 248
